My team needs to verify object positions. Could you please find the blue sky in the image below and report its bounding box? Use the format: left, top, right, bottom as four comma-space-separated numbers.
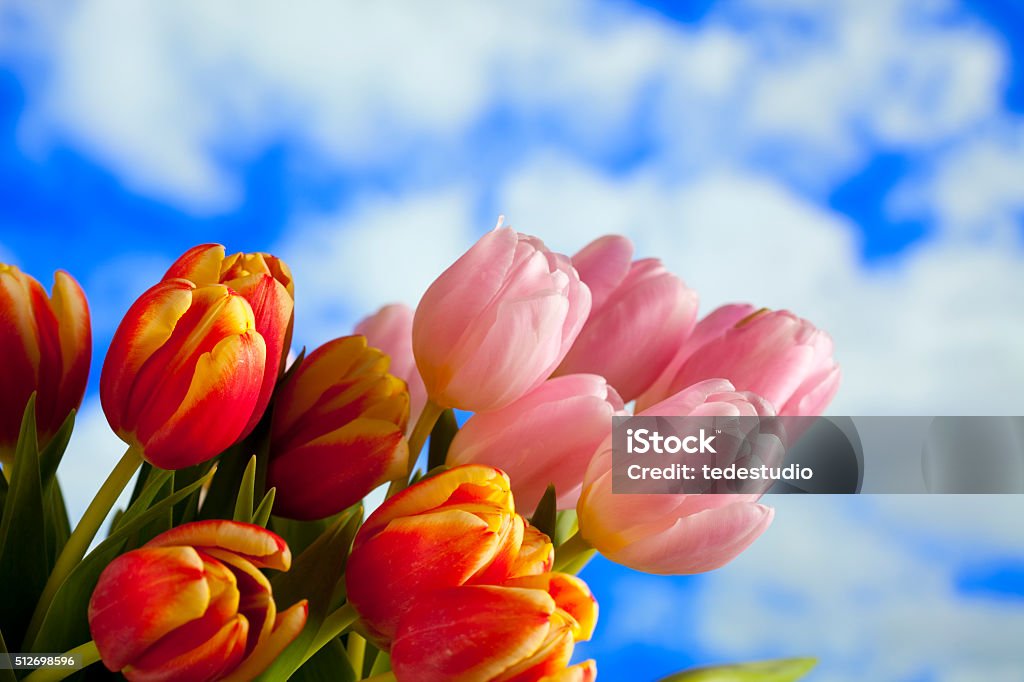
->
1, 1, 1023, 679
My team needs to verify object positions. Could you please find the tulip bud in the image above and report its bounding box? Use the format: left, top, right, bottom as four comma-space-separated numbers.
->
447, 374, 624, 512
578, 379, 776, 575
354, 304, 427, 430
391, 573, 597, 682
164, 244, 295, 436
555, 236, 698, 402
266, 335, 410, 520
88, 520, 307, 682
637, 306, 840, 416
0, 264, 90, 466
346, 465, 552, 645
100, 280, 267, 469
413, 224, 591, 412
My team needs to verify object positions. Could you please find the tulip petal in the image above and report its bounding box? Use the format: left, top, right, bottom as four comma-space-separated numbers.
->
202, 548, 276, 652
355, 464, 513, 544
614, 502, 774, 575
220, 600, 308, 682
391, 585, 556, 682
503, 573, 598, 642
47, 271, 91, 434
0, 266, 44, 448
269, 418, 407, 520
163, 244, 227, 284
137, 329, 266, 469
123, 614, 249, 682
145, 520, 292, 571
571, 234, 633, 310
542, 660, 598, 682
346, 509, 504, 643
100, 279, 195, 436
88, 547, 210, 671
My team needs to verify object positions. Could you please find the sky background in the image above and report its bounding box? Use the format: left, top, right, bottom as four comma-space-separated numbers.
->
1, 1, 1023, 680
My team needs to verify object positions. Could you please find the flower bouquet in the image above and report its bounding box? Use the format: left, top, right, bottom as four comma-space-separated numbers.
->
0, 224, 837, 681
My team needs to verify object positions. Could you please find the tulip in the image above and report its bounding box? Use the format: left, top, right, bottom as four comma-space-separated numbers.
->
554, 236, 698, 402
267, 335, 410, 520
391, 573, 597, 682
0, 264, 90, 468
164, 244, 294, 436
578, 379, 776, 574
89, 520, 307, 682
637, 306, 840, 417
354, 304, 427, 430
412, 224, 591, 413
447, 374, 624, 512
346, 465, 551, 645
100, 279, 267, 469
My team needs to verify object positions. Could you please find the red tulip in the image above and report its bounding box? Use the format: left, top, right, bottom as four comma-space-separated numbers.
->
164, 244, 294, 436
355, 304, 427, 430
88, 521, 306, 682
100, 280, 267, 469
0, 264, 90, 465
391, 573, 597, 682
345, 465, 552, 645
267, 335, 410, 520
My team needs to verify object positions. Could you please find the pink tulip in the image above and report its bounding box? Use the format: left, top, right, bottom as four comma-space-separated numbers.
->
555, 236, 698, 401
413, 224, 591, 412
637, 306, 840, 416
355, 304, 427, 429
447, 374, 624, 512
578, 379, 776, 575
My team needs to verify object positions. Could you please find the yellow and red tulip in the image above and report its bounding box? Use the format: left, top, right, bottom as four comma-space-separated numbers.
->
266, 335, 410, 520
0, 264, 90, 465
88, 520, 307, 682
100, 279, 267, 469
390, 573, 598, 682
164, 244, 295, 436
345, 464, 549, 645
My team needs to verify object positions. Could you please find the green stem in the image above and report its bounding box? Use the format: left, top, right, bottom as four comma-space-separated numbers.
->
347, 632, 366, 679
387, 400, 444, 496
25, 446, 142, 647
22, 640, 100, 682
553, 531, 595, 573
363, 673, 397, 682
302, 603, 359, 666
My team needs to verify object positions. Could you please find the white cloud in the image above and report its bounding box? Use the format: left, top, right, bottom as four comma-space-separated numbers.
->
3, 0, 1010, 209
278, 186, 475, 348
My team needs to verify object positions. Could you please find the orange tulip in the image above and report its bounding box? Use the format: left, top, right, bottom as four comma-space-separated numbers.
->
391, 573, 598, 682
164, 244, 294, 436
88, 520, 307, 682
267, 335, 410, 520
100, 279, 267, 469
0, 264, 90, 466
345, 465, 552, 645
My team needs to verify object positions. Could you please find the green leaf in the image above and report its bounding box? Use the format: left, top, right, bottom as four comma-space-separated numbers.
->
368, 650, 391, 675
554, 509, 579, 547
28, 468, 212, 654
199, 443, 251, 521
288, 639, 356, 682
253, 488, 276, 528
530, 484, 557, 540
0, 467, 8, 515
234, 455, 258, 523
44, 483, 72, 568
658, 658, 818, 682
0, 628, 18, 682
426, 408, 458, 471
37, 409, 76, 493
258, 505, 363, 682
0, 397, 48, 648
